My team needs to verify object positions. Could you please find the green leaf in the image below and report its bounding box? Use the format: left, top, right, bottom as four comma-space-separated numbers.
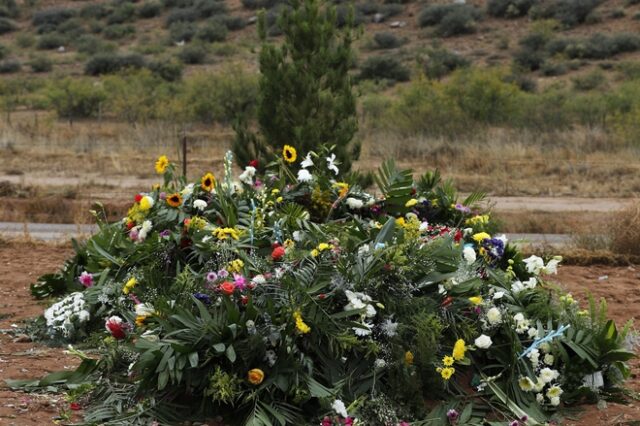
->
226, 345, 237, 363
188, 352, 199, 368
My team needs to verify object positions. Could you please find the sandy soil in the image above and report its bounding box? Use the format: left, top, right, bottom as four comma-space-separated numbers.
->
0, 243, 637, 425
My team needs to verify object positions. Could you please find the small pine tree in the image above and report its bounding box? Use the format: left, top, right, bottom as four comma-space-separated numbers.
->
233, 0, 360, 172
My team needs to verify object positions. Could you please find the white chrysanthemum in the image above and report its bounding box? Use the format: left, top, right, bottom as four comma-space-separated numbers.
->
77, 310, 90, 322
193, 199, 208, 211
138, 220, 153, 241
353, 323, 372, 337
544, 354, 554, 365
381, 318, 399, 337
331, 399, 348, 418
251, 274, 266, 285
528, 349, 540, 367
297, 169, 313, 183
374, 358, 387, 368
463, 246, 476, 265
346, 197, 363, 209
474, 334, 492, 349
486, 307, 502, 325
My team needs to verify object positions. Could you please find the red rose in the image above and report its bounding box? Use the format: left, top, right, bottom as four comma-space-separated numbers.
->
70, 402, 81, 411
105, 316, 127, 340
441, 296, 454, 308
318, 293, 326, 300
271, 246, 286, 261
126, 221, 135, 230
454, 229, 463, 243
134, 194, 143, 203
249, 160, 259, 168
219, 281, 236, 295
241, 295, 249, 305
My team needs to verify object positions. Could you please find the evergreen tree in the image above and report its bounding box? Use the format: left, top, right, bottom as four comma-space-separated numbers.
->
233, 0, 360, 172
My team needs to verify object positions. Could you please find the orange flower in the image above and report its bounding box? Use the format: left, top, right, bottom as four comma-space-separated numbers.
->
166, 193, 183, 208
247, 368, 264, 385
201, 173, 216, 192
219, 281, 236, 295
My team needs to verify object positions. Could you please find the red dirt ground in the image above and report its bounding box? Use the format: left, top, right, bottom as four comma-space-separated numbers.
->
0, 242, 637, 425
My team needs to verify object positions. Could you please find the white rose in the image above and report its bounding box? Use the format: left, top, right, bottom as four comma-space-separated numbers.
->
345, 197, 363, 209
193, 199, 208, 211
463, 246, 476, 265
474, 334, 492, 349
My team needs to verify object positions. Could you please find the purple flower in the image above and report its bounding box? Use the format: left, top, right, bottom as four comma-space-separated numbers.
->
233, 273, 246, 291
206, 271, 218, 282
217, 269, 229, 279
159, 192, 167, 200
193, 292, 211, 305
454, 203, 471, 214
509, 421, 520, 426
159, 229, 171, 238
79, 271, 93, 288
254, 179, 263, 188
446, 409, 459, 423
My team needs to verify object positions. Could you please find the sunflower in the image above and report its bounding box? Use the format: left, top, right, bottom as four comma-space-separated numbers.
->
201, 172, 216, 192
166, 193, 183, 208
283, 145, 297, 163
155, 155, 169, 174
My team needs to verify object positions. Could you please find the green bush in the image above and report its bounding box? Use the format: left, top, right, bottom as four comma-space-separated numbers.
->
554, 33, 640, 60
0, 59, 20, 73
138, 1, 162, 18
176, 43, 208, 64
541, 61, 568, 76
36, 33, 69, 50
487, 0, 535, 17
106, 3, 136, 25
165, 8, 198, 27
436, 6, 480, 37
56, 18, 87, 38
335, 5, 364, 28
29, 55, 53, 73
379, 3, 403, 18
148, 59, 184, 81
162, 0, 196, 7
0, 0, 18, 18
196, 19, 228, 42
0, 43, 7, 60
195, 0, 227, 17
423, 48, 469, 79
182, 67, 258, 124
32, 7, 76, 28
103, 24, 136, 40
0, 17, 15, 34
224, 15, 246, 31
80, 3, 111, 19
15, 33, 35, 48
372, 32, 403, 49
46, 77, 106, 120
529, 0, 602, 28
85, 53, 146, 75
572, 70, 606, 91
359, 56, 410, 83
169, 22, 197, 42
75, 35, 117, 55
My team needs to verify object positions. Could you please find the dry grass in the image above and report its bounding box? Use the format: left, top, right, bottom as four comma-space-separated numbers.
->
609, 200, 640, 256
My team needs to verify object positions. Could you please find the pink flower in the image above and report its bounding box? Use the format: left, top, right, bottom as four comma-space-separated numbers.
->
206, 271, 218, 282
234, 274, 246, 291
321, 417, 333, 426
344, 418, 354, 426
79, 271, 93, 288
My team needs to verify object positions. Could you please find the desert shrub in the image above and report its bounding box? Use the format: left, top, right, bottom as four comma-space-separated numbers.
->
379, 3, 403, 18
419, 4, 480, 26
103, 24, 136, 39
85, 53, 146, 75
196, 19, 228, 42
106, 3, 136, 24
138, 1, 162, 18
176, 43, 208, 63
195, 0, 227, 17
36, 33, 69, 50
29, 55, 53, 73
0, 59, 20, 73
0, 43, 7, 60
357, 1, 377, 15
80, 3, 112, 19
168, 22, 197, 42
0, 0, 18, 18
372, 32, 403, 49
555, 33, 640, 60
513, 32, 552, 71
445, 68, 521, 124
46, 77, 106, 120
541, 61, 568, 76
56, 18, 87, 38
572, 70, 606, 91
529, 0, 602, 28
165, 8, 198, 26
181, 67, 258, 124
608, 201, 640, 255
75, 35, 117, 55
423, 48, 469, 79
241, 0, 281, 10
224, 15, 246, 31
32, 7, 76, 28
436, 6, 481, 37
15, 33, 35, 48
162, 0, 196, 7
335, 5, 364, 27
148, 59, 183, 81
359, 56, 410, 83
609, 9, 625, 19
487, 0, 535, 17
0, 17, 15, 34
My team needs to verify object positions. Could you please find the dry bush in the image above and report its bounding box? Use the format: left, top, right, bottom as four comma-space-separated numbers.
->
609, 200, 640, 255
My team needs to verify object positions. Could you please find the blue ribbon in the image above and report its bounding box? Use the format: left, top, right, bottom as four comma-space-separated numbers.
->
518, 324, 570, 360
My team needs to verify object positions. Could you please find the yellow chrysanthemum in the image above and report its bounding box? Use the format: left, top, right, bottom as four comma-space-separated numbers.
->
139, 196, 153, 211
442, 355, 454, 367
404, 351, 414, 366
135, 315, 147, 327
166, 193, 183, 208
201, 172, 216, 192
293, 311, 311, 334
283, 145, 297, 163
213, 227, 240, 241
123, 277, 137, 295
395, 217, 406, 227
155, 155, 169, 174
405, 198, 418, 208
468, 296, 483, 306
472, 232, 491, 242
452, 339, 466, 361
465, 214, 490, 226
333, 182, 349, 198
440, 367, 455, 380
311, 249, 320, 257
227, 259, 244, 273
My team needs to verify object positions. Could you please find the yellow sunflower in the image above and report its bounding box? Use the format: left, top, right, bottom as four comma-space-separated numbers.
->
166, 193, 183, 208
283, 145, 297, 163
201, 172, 216, 192
155, 155, 169, 174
